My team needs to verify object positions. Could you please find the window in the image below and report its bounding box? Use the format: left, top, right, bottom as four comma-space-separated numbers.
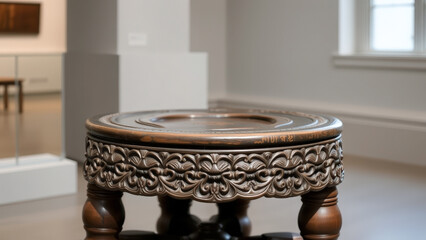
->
370, 0, 415, 51
335, 0, 426, 69
361, 0, 425, 54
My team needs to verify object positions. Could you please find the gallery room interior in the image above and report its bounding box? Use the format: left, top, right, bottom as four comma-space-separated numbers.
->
0, 0, 425, 239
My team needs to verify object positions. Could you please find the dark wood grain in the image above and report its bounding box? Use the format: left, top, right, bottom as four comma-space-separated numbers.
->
119, 230, 157, 240
298, 187, 342, 240
0, 2, 40, 34
3, 80, 7, 110
86, 109, 342, 149
0, 78, 24, 113
262, 232, 303, 240
83, 184, 125, 240
187, 222, 232, 240
156, 196, 201, 236
83, 109, 344, 239
210, 199, 251, 237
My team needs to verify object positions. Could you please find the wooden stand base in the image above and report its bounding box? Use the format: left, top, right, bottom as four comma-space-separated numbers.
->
82, 186, 342, 240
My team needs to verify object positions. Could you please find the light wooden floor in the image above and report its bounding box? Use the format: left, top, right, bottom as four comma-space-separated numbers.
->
0, 156, 425, 240
0, 95, 425, 239
0, 93, 62, 159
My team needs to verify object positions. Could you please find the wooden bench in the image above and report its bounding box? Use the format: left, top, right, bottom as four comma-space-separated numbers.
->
0, 77, 24, 113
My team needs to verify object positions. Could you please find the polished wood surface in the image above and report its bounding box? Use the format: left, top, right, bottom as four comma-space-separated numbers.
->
86, 109, 342, 148
262, 232, 303, 240
119, 230, 157, 240
186, 222, 232, 240
156, 196, 201, 236
0, 3, 40, 34
0, 77, 24, 113
210, 199, 251, 237
83, 184, 125, 240
83, 109, 344, 239
298, 187, 342, 240
85, 136, 343, 202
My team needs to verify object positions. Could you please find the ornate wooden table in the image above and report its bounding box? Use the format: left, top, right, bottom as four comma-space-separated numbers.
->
0, 77, 24, 113
83, 109, 344, 240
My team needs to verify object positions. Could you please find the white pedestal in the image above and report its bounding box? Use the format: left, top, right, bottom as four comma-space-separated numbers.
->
119, 53, 208, 112
0, 154, 77, 205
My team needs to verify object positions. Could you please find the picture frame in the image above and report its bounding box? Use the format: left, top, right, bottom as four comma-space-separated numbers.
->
0, 2, 41, 34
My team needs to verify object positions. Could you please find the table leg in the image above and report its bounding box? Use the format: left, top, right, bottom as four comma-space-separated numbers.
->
210, 199, 251, 237
156, 196, 201, 236
83, 183, 125, 240
18, 82, 23, 113
3, 85, 8, 110
298, 186, 342, 240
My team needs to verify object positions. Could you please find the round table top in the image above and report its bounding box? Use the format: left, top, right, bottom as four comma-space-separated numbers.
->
86, 109, 342, 149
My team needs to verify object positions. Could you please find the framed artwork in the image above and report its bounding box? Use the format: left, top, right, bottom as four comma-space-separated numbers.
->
0, 2, 40, 34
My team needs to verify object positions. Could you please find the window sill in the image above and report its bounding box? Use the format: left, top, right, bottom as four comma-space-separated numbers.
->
332, 53, 426, 70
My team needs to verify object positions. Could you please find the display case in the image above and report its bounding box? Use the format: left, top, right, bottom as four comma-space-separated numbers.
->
0, 54, 76, 205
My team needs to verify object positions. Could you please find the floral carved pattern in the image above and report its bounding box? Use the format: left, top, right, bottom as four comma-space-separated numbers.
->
84, 137, 344, 202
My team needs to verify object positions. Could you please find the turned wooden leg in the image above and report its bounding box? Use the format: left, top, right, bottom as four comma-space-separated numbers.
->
156, 196, 201, 236
82, 183, 125, 240
298, 186, 342, 240
210, 199, 251, 237
3, 85, 8, 110
18, 82, 23, 113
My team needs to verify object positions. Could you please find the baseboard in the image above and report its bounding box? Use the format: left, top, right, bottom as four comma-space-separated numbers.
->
0, 154, 78, 205
211, 95, 426, 167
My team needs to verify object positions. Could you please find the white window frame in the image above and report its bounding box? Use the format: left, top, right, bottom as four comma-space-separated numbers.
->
414, 0, 426, 52
356, 0, 425, 54
334, 0, 426, 70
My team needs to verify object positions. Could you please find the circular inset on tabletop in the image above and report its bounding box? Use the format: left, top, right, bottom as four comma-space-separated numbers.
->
135, 112, 293, 131
86, 109, 342, 148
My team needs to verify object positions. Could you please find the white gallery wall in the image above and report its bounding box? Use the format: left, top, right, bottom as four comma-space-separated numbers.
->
117, 0, 190, 54
191, 0, 426, 166
226, 0, 426, 114
190, 0, 227, 100
0, 0, 65, 94
65, 0, 207, 161
65, 0, 119, 161
117, 0, 207, 112
0, 0, 66, 53
67, 0, 117, 54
